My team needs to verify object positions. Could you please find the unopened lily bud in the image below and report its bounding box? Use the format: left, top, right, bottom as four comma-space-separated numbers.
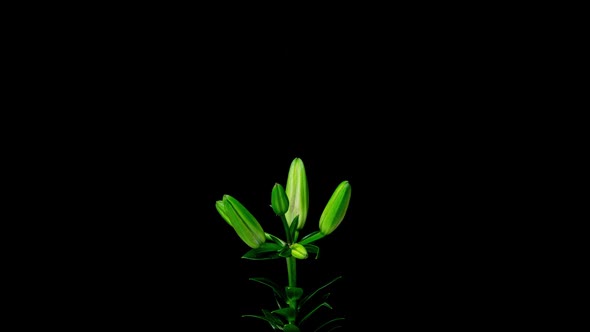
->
215, 200, 232, 227
285, 158, 309, 230
319, 181, 351, 236
271, 183, 289, 216
290, 243, 308, 259
221, 195, 266, 249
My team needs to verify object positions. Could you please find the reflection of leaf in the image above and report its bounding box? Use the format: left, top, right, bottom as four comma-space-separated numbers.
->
299, 276, 342, 310
248, 277, 286, 302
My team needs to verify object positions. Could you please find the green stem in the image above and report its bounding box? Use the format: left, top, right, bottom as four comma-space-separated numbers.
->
286, 255, 297, 324
283, 216, 297, 323
280, 215, 292, 244
287, 256, 296, 287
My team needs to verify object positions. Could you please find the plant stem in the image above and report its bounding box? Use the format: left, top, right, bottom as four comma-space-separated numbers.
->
286, 255, 297, 325
287, 256, 296, 287
283, 216, 297, 323
280, 215, 292, 244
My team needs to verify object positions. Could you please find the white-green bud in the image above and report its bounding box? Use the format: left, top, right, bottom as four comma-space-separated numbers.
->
285, 158, 309, 230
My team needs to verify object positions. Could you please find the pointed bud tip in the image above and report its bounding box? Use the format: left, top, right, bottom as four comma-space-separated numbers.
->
271, 182, 289, 216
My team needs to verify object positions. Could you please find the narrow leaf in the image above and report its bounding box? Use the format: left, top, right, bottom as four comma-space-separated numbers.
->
242, 249, 281, 260
271, 307, 296, 321
304, 244, 320, 259
299, 276, 342, 309
299, 302, 333, 326
314, 317, 345, 332
241, 314, 280, 330
285, 286, 303, 302
266, 233, 286, 245
249, 277, 286, 301
242, 242, 284, 260
273, 292, 283, 309
298, 230, 324, 245
263, 309, 285, 327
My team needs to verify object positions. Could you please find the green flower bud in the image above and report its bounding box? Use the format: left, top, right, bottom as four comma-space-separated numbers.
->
290, 243, 308, 259
285, 158, 309, 230
271, 183, 289, 216
215, 200, 232, 227
319, 181, 351, 236
221, 195, 266, 249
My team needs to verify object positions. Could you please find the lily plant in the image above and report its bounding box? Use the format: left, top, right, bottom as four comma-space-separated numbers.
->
215, 157, 352, 332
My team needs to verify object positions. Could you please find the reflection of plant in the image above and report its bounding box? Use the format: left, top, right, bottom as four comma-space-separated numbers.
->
215, 157, 351, 332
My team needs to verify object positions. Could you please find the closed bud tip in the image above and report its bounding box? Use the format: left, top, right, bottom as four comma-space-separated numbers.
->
285, 158, 309, 230
290, 243, 308, 259
222, 195, 266, 248
215, 200, 232, 227
271, 183, 289, 216
319, 181, 351, 236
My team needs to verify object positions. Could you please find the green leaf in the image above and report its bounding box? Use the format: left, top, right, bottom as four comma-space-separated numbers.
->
298, 230, 324, 245
299, 302, 333, 326
241, 242, 284, 260
249, 277, 286, 302
256, 242, 284, 251
242, 313, 281, 330
273, 292, 284, 309
314, 317, 345, 332
285, 286, 303, 302
262, 309, 285, 328
304, 244, 320, 259
265, 233, 286, 245
278, 246, 292, 258
299, 276, 342, 310
242, 251, 281, 260
326, 327, 343, 332
271, 307, 296, 321
284, 323, 301, 332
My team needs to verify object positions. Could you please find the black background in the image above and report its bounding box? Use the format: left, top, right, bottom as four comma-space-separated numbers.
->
25, 4, 531, 331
